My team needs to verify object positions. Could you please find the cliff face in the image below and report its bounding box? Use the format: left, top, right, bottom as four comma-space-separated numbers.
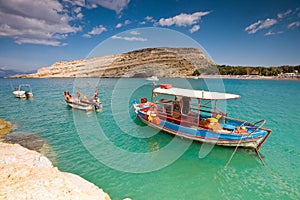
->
13, 47, 216, 78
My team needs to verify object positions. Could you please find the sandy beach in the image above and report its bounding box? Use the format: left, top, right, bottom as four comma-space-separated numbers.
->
194, 74, 300, 81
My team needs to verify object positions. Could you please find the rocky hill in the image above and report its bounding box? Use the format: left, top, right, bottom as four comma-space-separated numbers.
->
11, 47, 217, 78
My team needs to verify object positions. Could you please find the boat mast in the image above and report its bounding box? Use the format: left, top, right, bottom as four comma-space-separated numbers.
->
151, 82, 156, 102
197, 98, 200, 126
213, 100, 217, 116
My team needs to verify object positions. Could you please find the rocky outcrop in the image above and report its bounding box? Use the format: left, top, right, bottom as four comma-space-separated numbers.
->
0, 142, 110, 200
0, 118, 11, 136
11, 47, 216, 78
0, 118, 110, 200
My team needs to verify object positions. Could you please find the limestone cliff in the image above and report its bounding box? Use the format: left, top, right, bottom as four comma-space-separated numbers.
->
12, 47, 216, 78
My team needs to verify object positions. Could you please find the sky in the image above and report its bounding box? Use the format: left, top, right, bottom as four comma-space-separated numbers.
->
0, 0, 300, 71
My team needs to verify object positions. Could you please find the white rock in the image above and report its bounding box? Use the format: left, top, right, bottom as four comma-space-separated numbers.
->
0, 142, 111, 200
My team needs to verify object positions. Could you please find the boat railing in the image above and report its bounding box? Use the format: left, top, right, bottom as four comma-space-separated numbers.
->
246, 119, 266, 136
156, 109, 199, 127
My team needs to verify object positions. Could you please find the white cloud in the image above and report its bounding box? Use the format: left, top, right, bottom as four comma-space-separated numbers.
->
245, 18, 277, 34
140, 16, 157, 25
124, 20, 131, 25
82, 34, 91, 38
76, 13, 84, 19
83, 25, 107, 37
15, 38, 67, 46
74, 7, 82, 13
129, 31, 140, 35
111, 35, 147, 41
264, 30, 283, 36
145, 16, 153, 21
245, 8, 300, 35
189, 25, 200, 33
277, 9, 292, 19
288, 21, 300, 29
87, 0, 130, 14
0, 0, 81, 46
89, 25, 107, 35
115, 20, 131, 28
63, 0, 85, 7
116, 23, 123, 28
145, 16, 156, 23
158, 12, 210, 27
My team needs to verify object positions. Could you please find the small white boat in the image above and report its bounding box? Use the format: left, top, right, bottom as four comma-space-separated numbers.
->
64, 90, 102, 111
146, 76, 159, 81
13, 84, 33, 98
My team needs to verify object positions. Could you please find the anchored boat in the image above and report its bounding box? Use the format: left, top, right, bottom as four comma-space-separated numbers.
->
146, 76, 159, 81
13, 84, 33, 98
64, 89, 102, 111
133, 84, 271, 150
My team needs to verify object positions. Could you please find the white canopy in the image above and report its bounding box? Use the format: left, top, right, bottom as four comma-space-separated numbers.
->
153, 87, 240, 100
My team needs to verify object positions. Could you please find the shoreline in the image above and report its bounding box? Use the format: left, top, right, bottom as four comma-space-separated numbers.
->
190, 74, 300, 81
4, 73, 300, 81
0, 118, 111, 200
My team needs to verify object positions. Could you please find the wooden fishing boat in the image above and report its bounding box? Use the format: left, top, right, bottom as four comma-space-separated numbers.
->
133, 84, 272, 150
64, 90, 102, 111
13, 84, 33, 98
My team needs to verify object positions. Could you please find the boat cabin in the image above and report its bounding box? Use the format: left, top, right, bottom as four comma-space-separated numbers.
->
151, 84, 241, 131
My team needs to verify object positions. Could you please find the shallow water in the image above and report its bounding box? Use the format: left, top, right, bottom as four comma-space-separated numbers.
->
0, 78, 299, 199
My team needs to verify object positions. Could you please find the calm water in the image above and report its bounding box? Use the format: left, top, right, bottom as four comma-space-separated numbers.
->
0, 78, 299, 200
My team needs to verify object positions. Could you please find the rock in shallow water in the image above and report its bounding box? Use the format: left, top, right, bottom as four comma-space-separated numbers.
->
3, 132, 45, 152
0, 118, 12, 136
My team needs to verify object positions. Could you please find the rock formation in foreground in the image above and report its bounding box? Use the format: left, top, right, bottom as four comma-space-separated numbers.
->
11, 47, 217, 78
0, 142, 111, 200
0, 118, 110, 200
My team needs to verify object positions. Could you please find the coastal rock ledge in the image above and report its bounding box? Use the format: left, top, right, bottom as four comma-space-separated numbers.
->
0, 142, 111, 200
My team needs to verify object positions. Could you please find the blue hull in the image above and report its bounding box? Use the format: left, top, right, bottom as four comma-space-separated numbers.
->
136, 111, 270, 149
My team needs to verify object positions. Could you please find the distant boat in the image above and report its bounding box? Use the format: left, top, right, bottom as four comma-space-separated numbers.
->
64, 90, 102, 111
13, 84, 33, 98
133, 84, 272, 150
146, 76, 159, 81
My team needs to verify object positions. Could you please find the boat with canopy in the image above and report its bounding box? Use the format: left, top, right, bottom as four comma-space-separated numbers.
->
133, 84, 272, 150
13, 84, 33, 98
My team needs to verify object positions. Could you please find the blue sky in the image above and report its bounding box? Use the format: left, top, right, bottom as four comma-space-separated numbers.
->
0, 0, 300, 71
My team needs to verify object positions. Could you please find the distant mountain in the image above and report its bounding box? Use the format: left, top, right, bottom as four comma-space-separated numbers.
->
0, 69, 21, 77
0, 68, 36, 77
9, 47, 217, 78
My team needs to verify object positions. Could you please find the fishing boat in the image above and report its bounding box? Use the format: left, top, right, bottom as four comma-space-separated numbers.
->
13, 84, 33, 98
64, 90, 102, 111
133, 84, 272, 150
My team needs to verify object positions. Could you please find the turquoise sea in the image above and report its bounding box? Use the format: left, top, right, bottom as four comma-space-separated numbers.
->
0, 78, 299, 200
